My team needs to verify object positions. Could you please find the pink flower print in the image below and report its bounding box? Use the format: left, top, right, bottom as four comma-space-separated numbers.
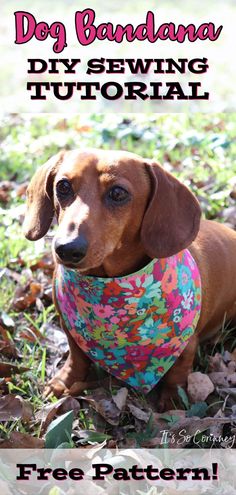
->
93, 304, 114, 319
167, 256, 178, 269
162, 267, 178, 294
66, 306, 78, 327
166, 292, 182, 310
124, 303, 137, 315
110, 308, 129, 324
153, 343, 173, 359
74, 291, 92, 316
179, 310, 196, 331
168, 336, 182, 352
117, 309, 127, 317
114, 329, 127, 340
126, 344, 155, 362
110, 316, 120, 324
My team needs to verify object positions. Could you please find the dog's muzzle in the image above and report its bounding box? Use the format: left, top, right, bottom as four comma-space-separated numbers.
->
54, 235, 88, 264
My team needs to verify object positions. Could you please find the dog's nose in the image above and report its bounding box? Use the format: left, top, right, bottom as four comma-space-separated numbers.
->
54, 235, 88, 263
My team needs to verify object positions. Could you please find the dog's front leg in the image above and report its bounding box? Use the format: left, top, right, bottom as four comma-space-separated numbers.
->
155, 333, 199, 412
44, 322, 91, 397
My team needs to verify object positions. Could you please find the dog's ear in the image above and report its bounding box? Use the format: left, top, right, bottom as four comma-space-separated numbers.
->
23, 151, 65, 241
141, 161, 201, 258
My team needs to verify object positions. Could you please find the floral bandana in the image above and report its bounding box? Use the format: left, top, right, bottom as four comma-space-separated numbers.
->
55, 249, 201, 393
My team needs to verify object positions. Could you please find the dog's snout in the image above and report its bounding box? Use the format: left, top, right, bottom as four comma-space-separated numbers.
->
55, 235, 88, 264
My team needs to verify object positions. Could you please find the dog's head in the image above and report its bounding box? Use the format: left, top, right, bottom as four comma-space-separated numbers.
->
23, 149, 201, 275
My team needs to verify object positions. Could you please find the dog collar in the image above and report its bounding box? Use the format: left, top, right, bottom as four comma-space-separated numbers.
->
55, 249, 201, 393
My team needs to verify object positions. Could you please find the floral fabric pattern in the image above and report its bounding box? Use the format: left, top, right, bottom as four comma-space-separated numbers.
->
55, 250, 201, 393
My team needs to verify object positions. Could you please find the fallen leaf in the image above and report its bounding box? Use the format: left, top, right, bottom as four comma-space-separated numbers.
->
209, 372, 229, 387
77, 430, 112, 445
227, 361, 236, 374
45, 410, 74, 448
0, 312, 15, 331
140, 436, 163, 448
223, 350, 234, 363
170, 416, 232, 440
0, 394, 33, 422
16, 182, 28, 198
80, 389, 121, 425
0, 341, 18, 359
0, 181, 12, 203
153, 409, 186, 429
112, 388, 128, 411
13, 281, 43, 311
217, 387, 236, 398
18, 325, 48, 343
0, 268, 22, 284
208, 353, 228, 372
0, 431, 44, 448
187, 372, 214, 402
37, 396, 80, 434
30, 253, 54, 273
0, 362, 30, 378
128, 402, 151, 423
209, 408, 225, 439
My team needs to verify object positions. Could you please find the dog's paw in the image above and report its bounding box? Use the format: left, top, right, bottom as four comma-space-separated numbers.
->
44, 376, 69, 398
43, 358, 90, 398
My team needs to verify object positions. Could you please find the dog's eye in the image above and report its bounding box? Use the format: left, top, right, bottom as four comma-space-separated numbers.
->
56, 179, 73, 198
107, 186, 130, 204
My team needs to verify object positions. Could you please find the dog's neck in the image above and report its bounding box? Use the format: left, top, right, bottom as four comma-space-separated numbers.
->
83, 241, 150, 278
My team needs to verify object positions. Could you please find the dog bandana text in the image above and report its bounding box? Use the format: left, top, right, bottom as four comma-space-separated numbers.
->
55, 250, 201, 393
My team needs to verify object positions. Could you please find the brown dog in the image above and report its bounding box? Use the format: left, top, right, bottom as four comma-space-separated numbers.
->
23, 149, 236, 410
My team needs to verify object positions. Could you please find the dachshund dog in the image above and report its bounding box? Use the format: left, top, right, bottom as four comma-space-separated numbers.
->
23, 149, 236, 410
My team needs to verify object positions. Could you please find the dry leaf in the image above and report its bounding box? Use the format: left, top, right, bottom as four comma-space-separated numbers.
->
187, 372, 214, 402
18, 325, 48, 343
0, 394, 33, 422
208, 353, 228, 372
0, 361, 30, 378
0, 181, 12, 203
209, 409, 225, 439
13, 281, 43, 311
16, 182, 28, 198
30, 253, 54, 272
0, 341, 18, 359
128, 402, 151, 423
112, 388, 128, 411
0, 313, 15, 331
37, 396, 80, 434
81, 389, 121, 425
0, 431, 44, 448
208, 372, 229, 387
0, 325, 18, 358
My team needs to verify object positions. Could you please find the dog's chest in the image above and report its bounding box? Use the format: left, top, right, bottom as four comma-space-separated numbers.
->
55, 250, 201, 393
